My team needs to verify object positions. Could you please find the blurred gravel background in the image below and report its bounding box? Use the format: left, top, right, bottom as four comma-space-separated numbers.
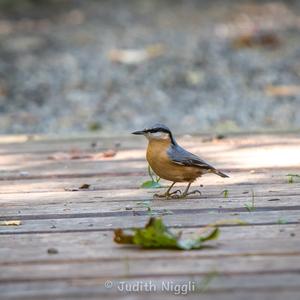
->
0, 0, 300, 134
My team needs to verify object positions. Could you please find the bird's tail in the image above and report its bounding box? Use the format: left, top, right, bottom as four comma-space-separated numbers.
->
212, 169, 229, 178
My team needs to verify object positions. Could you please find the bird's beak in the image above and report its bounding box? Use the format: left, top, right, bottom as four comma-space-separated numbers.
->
131, 130, 145, 135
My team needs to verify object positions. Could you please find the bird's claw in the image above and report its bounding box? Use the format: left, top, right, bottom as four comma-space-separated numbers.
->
154, 189, 201, 199
186, 189, 202, 196
153, 193, 166, 198
176, 189, 202, 199
170, 189, 181, 195
153, 189, 182, 199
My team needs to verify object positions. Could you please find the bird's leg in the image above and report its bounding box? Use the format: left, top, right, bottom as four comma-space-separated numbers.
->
154, 182, 180, 198
177, 182, 202, 199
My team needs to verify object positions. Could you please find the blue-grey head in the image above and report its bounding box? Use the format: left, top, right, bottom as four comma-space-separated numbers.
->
132, 123, 176, 144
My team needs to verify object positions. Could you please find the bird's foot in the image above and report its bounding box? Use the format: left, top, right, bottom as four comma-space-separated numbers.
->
187, 189, 202, 196
176, 189, 202, 199
153, 189, 181, 199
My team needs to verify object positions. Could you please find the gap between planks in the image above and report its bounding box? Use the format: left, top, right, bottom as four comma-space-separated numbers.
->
1, 205, 300, 221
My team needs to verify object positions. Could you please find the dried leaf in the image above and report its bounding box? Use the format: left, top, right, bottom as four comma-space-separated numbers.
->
88, 122, 102, 131
114, 229, 134, 244
69, 149, 93, 160
233, 32, 280, 49
0, 220, 21, 226
65, 183, 91, 191
48, 149, 92, 160
108, 44, 164, 65
47, 248, 59, 255
114, 217, 219, 250
48, 153, 71, 160
79, 183, 90, 189
102, 149, 117, 158
265, 85, 300, 97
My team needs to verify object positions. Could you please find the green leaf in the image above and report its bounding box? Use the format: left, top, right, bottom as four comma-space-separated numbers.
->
177, 227, 219, 250
244, 203, 255, 212
287, 174, 300, 177
244, 190, 256, 212
114, 217, 219, 250
221, 189, 229, 198
286, 174, 300, 184
140, 165, 161, 188
141, 180, 162, 189
277, 218, 288, 224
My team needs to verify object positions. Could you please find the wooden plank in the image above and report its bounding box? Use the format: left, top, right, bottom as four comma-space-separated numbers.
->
0, 225, 298, 263
1, 134, 300, 180
1, 275, 300, 300
0, 133, 299, 153
0, 184, 300, 217
0, 180, 299, 204
0, 150, 300, 180
1, 133, 300, 300
1, 200, 300, 221
2, 135, 299, 166
0, 171, 296, 194
0, 209, 299, 234
0, 135, 147, 154
1, 255, 300, 282
1, 199, 300, 219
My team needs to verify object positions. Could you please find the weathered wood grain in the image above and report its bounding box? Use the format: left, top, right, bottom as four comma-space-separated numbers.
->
0, 172, 296, 194
0, 225, 298, 264
0, 133, 300, 300
1, 197, 299, 218
1, 275, 300, 300
1, 134, 300, 180
1, 256, 300, 287
0, 184, 300, 217
0, 209, 299, 234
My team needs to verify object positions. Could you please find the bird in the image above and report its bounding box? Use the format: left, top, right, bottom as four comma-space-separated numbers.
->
132, 124, 229, 199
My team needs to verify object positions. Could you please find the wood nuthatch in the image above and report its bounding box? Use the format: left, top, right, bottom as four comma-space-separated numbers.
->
132, 124, 229, 198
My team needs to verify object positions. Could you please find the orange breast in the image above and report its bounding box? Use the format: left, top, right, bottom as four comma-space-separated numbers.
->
146, 140, 202, 182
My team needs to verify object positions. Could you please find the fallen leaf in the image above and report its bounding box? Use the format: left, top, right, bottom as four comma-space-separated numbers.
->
69, 148, 93, 160
79, 183, 90, 189
141, 165, 162, 188
108, 44, 164, 65
102, 149, 117, 158
286, 174, 300, 184
0, 220, 21, 226
48, 153, 72, 160
64, 187, 79, 191
277, 218, 288, 224
88, 121, 102, 131
65, 183, 91, 191
48, 149, 92, 160
221, 189, 229, 198
233, 32, 280, 49
114, 217, 219, 250
141, 180, 162, 189
47, 248, 59, 254
265, 85, 300, 97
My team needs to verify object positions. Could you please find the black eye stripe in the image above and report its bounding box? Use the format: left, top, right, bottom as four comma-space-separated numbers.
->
145, 128, 170, 134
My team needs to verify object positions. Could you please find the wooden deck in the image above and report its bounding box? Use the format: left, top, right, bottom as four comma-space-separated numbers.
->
1, 133, 300, 300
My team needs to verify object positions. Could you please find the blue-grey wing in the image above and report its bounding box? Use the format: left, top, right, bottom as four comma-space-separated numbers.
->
167, 144, 214, 170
